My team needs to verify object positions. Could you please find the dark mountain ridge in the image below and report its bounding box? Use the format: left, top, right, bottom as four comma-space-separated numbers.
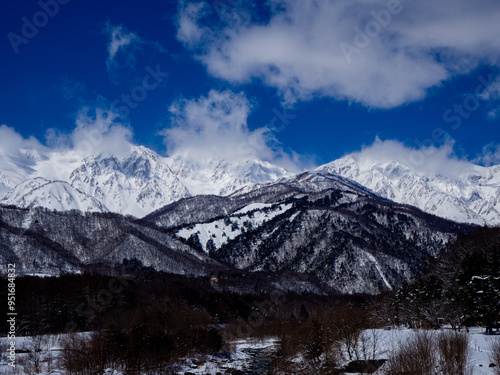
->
146, 172, 473, 294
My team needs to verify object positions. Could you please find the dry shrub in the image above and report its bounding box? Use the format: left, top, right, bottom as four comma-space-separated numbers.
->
269, 318, 341, 374
384, 330, 437, 375
59, 331, 123, 375
385, 330, 472, 375
267, 303, 369, 374
437, 330, 471, 375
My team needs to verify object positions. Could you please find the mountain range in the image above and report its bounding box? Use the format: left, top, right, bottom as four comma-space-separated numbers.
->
318, 154, 500, 226
0, 142, 497, 294
0, 171, 469, 294
0, 143, 499, 225
0, 145, 291, 218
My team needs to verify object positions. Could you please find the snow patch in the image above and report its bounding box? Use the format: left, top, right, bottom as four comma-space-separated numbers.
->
177, 203, 292, 253
233, 202, 273, 215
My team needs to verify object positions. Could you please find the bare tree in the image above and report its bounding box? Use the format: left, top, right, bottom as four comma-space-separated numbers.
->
60, 333, 94, 375
356, 329, 383, 362
332, 305, 367, 361
21, 334, 48, 375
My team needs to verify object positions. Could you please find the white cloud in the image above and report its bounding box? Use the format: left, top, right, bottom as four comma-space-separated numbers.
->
176, 0, 500, 109
479, 75, 500, 118
105, 23, 141, 71
0, 125, 46, 154
0, 108, 135, 165
474, 143, 500, 166
43, 108, 134, 159
163, 90, 303, 171
70, 108, 134, 158
350, 137, 478, 176
487, 108, 500, 119
176, 2, 206, 48
480, 76, 500, 101
1, 92, 304, 171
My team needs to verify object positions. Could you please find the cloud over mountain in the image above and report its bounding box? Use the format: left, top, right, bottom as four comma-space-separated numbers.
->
350, 137, 474, 177
163, 90, 303, 171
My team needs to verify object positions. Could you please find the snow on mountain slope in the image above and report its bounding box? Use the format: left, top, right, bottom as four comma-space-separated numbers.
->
1, 177, 107, 212
0, 145, 292, 217
0, 205, 226, 277
2, 140, 499, 224
0, 148, 46, 196
150, 171, 469, 294
176, 203, 293, 253
317, 155, 500, 225
164, 153, 292, 196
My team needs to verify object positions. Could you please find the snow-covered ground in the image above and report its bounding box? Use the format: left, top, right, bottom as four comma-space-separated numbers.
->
466, 327, 499, 375
0, 328, 498, 374
0, 334, 66, 375
371, 327, 499, 375
0, 334, 279, 375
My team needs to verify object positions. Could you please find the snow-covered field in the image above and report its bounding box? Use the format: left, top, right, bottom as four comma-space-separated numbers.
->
0, 328, 498, 374
373, 327, 499, 375
461, 327, 499, 375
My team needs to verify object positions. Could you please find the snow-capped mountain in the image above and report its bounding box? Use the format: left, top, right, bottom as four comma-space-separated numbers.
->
317, 155, 500, 226
3, 177, 106, 213
1, 142, 499, 225
0, 145, 292, 217
1, 170, 470, 294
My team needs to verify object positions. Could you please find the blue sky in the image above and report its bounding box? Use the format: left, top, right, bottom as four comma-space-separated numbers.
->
1, 0, 500, 169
